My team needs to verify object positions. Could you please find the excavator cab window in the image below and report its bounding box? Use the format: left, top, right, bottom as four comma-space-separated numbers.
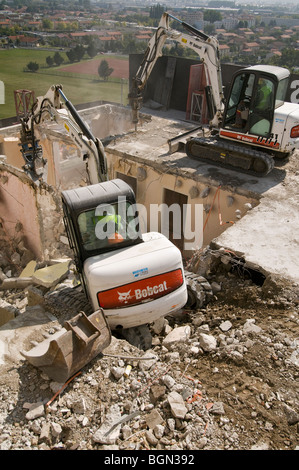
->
224, 73, 255, 129
275, 77, 288, 108
248, 76, 275, 136
223, 71, 276, 138
77, 200, 140, 252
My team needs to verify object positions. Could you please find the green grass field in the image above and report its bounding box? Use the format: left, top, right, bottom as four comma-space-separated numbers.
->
0, 49, 129, 119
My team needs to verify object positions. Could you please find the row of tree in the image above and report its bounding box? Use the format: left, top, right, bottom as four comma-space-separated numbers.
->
26, 57, 114, 81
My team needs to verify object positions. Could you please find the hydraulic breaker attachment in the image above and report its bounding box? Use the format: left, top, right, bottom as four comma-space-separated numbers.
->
21, 310, 111, 383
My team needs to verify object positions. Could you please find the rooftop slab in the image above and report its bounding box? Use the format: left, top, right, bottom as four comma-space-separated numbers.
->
213, 150, 299, 283
107, 112, 289, 198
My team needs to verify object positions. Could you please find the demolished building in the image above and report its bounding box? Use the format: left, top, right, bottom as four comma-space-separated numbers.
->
0, 98, 298, 451
0, 100, 298, 286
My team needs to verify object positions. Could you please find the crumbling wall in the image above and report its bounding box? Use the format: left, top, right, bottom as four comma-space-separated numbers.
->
0, 162, 71, 278
0, 164, 41, 275
0, 129, 57, 187
35, 184, 71, 261
84, 104, 135, 140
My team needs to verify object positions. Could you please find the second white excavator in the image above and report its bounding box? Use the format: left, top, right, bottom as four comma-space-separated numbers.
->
129, 13, 299, 176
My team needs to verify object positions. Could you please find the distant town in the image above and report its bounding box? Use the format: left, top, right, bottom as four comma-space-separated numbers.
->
0, 0, 299, 70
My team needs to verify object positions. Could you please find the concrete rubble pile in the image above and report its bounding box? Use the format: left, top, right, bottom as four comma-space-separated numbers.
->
0, 253, 298, 451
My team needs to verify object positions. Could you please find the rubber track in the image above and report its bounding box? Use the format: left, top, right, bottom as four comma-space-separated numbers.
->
44, 286, 93, 323
186, 136, 275, 176
118, 325, 152, 351
184, 270, 213, 310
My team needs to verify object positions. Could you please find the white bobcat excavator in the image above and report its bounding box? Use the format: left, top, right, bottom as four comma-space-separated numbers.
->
129, 12, 299, 176
19, 85, 207, 382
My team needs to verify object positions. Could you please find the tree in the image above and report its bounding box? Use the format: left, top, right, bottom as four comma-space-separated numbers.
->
53, 51, 64, 66
269, 48, 299, 71
42, 18, 53, 30
46, 55, 54, 67
66, 49, 76, 63
98, 59, 113, 81
87, 42, 97, 58
73, 44, 85, 61
149, 4, 165, 19
26, 61, 39, 72
203, 10, 222, 23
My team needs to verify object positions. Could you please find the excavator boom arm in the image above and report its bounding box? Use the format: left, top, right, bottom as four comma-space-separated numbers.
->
129, 12, 225, 127
20, 85, 108, 184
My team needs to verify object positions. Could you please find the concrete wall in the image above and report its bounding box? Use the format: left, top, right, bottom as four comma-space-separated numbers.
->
0, 128, 58, 188
0, 166, 42, 259
0, 163, 70, 271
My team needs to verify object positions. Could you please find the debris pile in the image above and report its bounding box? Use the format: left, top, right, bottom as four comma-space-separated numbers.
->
0, 219, 35, 284
0, 254, 298, 450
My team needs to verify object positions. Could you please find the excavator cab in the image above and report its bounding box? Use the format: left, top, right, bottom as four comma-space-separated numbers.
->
62, 179, 143, 293
187, 64, 295, 176
221, 65, 289, 139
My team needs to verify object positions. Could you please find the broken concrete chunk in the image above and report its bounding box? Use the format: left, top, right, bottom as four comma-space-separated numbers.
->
219, 320, 233, 332
145, 409, 164, 429
152, 317, 166, 335
25, 401, 45, 420
71, 397, 87, 415
51, 422, 62, 438
20, 260, 37, 278
154, 424, 165, 439
110, 366, 125, 380
145, 430, 158, 446
283, 404, 299, 425
243, 319, 262, 335
211, 281, 221, 294
167, 391, 188, 419
139, 350, 158, 371
26, 285, 44, 307
0, 300, 19, 327
0, 268, 6, 282
209, 401, 225, 415
162, 374, 176, 389
149, 384, 166, 403
39, 422, 51, 443
0, 277, 33, 291
198, 332, 217, 352
32, 261, 70, 288
162, 325, 191, 348
92, 405, 122, 445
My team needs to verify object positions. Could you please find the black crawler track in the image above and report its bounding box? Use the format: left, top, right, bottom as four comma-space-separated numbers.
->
186, 136, 275, 176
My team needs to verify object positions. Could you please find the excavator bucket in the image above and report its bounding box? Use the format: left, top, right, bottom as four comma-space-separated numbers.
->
21, 310, 111, 383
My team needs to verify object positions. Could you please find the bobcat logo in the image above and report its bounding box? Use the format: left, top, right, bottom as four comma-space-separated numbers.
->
118, 290, 132, 303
